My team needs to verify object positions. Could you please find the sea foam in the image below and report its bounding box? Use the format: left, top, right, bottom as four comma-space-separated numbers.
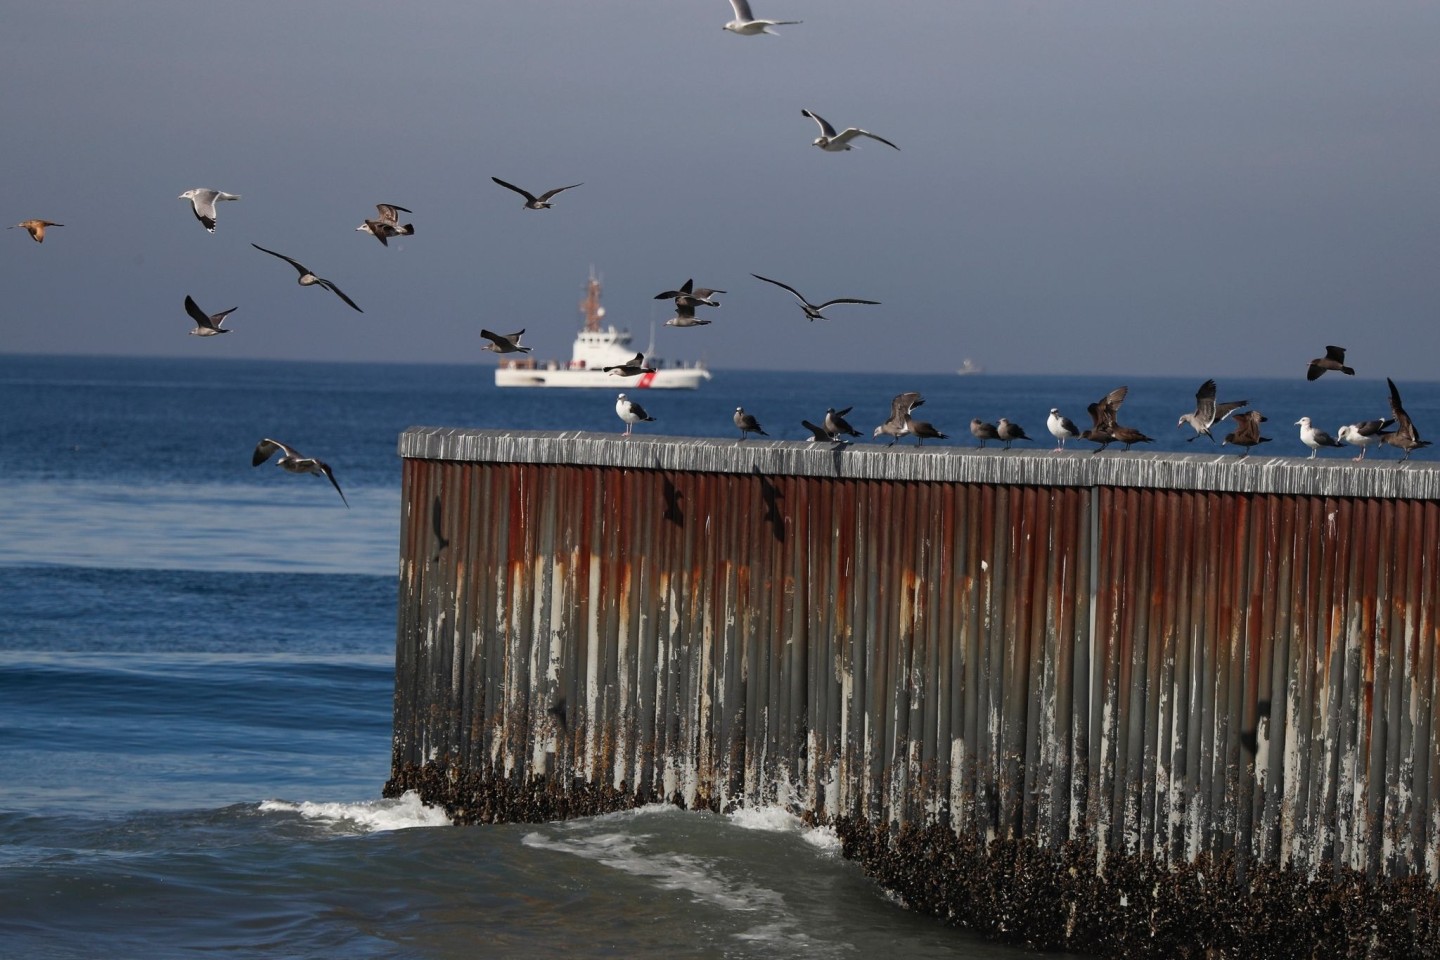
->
258, 790, 451, 833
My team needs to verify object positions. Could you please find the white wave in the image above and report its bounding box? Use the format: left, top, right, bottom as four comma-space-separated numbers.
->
726, 804, 843, 855
258, 791, 451, 833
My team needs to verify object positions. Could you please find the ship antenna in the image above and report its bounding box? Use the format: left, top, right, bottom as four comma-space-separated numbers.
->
580, 269, 603, 333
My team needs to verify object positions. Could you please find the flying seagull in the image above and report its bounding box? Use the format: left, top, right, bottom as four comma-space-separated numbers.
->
751, 273, 880, 321
480, 329, 531, 354
1081, 386, 1130, 452
654, 278, 724, 309
603, 353, 655, 377
873, 392, 924, 446
970, 419, 1000, 449
490, 177, 583, 210
251, 438, 348, 507
9, 219, 63, 243
723, 0, 800, 35
825, 406, 862, 440
1178, 379, 1250, 442
1046, 408, 1081, 451
1223, 410, 1271, 457
801, 109, 900, 152
616, 393, 655, 436
184, 295, 236, 337
1295, 417, 1344, 459
1306, 345, 1355, 381
664, 301, 712, 327
734, 407, 768, 440
356, 203, 414, 246
1383, 378, 1431, 462
250, 243, 362, 312
178, 188, 240, 233
1336, 419, 1394, 461
996, 418, 1031, 450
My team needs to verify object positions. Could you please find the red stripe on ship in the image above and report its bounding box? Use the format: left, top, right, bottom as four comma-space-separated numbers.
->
637, 370, 658, 388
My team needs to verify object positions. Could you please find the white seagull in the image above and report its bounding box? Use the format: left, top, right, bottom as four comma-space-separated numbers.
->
179, 188, 240, 233
1336, 419, 1393, 462
801, 109, 899, 152
1046, 409, 1081, 451
1295, 417, 1344, 459
184, 295, 236, 337
723, 0, 800, 35
664, 301, 712, 328
251, 438, 348, 507
616, 393, 655, 436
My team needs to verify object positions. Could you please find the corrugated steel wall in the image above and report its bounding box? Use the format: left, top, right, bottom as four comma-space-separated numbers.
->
392, 440, 1440, 882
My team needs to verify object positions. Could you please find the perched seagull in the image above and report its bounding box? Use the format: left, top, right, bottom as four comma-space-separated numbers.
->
996, 418, 1031, 451
802, 419, 838, 443
751, 273, 880, 321
616, 393, 655, 436
250, 243, 362, 312
1295, 417, 1344, 459
178, 188, 239, 233
734, 407, 768, 440
801, 109, 900, 152
1111, 425, 1156, 452
1306, 345, 1355, 381
251, 438, 348, 507
1178, 379, 1250, 442
480, 329, 531, 354
1336, 419, 1394, 461
1046, 408, 1082, 451
490, 177, 582, 210
1081, 386, 1129, 452
603, 352, 655, 377
970, 419, 1001, 449
1383, 378, 1431, 462
9, 219, 62, 243
1223, 410, 1271, 457
184, 295, 236, 337
723, 0, 800, 35
825, 406, 862, 440
908, 417, 949, 445
663, 301, 712, 327
654, 279, 724, 309
873, 392, 924, 446
356, 203, 414, 246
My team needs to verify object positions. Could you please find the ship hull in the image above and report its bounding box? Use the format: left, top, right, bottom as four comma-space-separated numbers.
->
494, 367, 711, 389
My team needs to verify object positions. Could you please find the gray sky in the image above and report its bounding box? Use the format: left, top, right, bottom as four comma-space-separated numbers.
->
3, 1, 1437, 377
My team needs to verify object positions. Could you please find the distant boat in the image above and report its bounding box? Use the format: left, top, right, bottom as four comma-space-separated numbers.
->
494, 271, 712, 389
956, 358, 983, 376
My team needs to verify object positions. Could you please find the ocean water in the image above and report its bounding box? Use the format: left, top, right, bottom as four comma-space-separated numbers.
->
1, 354, 1432, 958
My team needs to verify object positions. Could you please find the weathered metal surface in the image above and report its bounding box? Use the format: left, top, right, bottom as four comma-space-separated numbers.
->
388, 429, 1440, 951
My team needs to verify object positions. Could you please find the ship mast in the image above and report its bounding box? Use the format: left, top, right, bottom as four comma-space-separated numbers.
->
580, 269, 605, 333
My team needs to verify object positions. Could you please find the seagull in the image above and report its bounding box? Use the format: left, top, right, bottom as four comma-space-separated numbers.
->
1306, 345, 1355, 381
1295, 417, 1344, 459
1112, 425, 1155, 451
654, 279, 724, 309
1336, 419, 1394, 461
9, 219, 63, 243
801, 109, 900, 152
603, 352, 655, 377
663, 301, 712, 327
751, 273, 880, 321
250, 243, 362, 312
996, 418, 1032, 450
251, 438, 348, 507
1178, 379, 1250, 442
178, 188, 240, 233
356, 203, 414, 246
1382, 378, 1431, 462
616, 393, 655, 436
908, 417, 949, 445
802, 419, 838, 443
491, 177, 583, 210
825, 406, 862, 440
480, 329, 531, 354
734, 407, 768, 440
970, 419, 1000, 449
873, 392, 923, 446
1046, 408, 1081, 451
184, 295, 236, 337
1223, 410, 1271, 457
1081, 386, 1129, 453
723, 0, 800, 35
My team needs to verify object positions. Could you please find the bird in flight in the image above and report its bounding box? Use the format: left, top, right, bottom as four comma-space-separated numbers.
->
251, 438, 348, 507
801, 109, 899, 152
1177, 379, 1249, 442
723, 0, 800, 35
250, 243, 362, 312
1306, 345, 1354, 381
603, 353, 656, 377
178, 188, 240, 233
751, 273, 880, 321
9, 219, 63, 243
356, 203, 414, 246
480, 329, 531, 354
184, 295, 237, 337
491, 177, 583, 210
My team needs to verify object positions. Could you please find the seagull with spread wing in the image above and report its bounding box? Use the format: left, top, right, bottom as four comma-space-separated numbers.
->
184, 295, 236, 337
751, 273, 880, 321
356, 203, 414, 246
251, 438, 348, 507
250, 243, 362, 312
490, 177, 583, 210
1177, 379, 1249, 442
801, 109, 899, 152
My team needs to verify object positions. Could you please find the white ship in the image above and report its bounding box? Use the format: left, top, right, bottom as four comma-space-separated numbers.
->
494, 273, 712, 389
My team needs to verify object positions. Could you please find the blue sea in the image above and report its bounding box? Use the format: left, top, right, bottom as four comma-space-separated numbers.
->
1, 354, 1433, 958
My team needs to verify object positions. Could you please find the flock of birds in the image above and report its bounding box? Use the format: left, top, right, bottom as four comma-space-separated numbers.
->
10, 1, 1430, 508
